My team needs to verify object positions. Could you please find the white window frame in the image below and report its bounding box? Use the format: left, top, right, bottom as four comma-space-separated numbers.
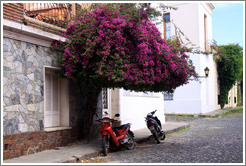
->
43, 66, 70, 131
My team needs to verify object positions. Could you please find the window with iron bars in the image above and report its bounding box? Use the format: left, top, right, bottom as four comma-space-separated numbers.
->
163, 91, 173, 100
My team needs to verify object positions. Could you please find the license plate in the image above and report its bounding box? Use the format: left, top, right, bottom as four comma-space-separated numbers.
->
149, 126, 155, 130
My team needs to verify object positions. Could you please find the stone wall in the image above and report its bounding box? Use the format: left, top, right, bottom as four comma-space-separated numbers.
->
3, 37, 85, 160
3, 37, 61, 135
3, 127, 82, 160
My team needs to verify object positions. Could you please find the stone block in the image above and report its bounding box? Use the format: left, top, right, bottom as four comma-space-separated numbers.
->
17, 74, 28, 82
7, 61, 15, 69
27, 94, 34, 104
18, 123, 28, 133
27, 73, 35, 81
5, 105, 18, 112
18, 104, 28, 113
3, 66, 11, 71
3, 97, 12, 107
27, 55, 34, 62
4, 119, 18, 135
26, 84, 33, 94
27, 104, 36, 112
3, 44, 9, 52
10, 94, 20, 105
21, 50, 27, 61
33, 57, 39, 67
18, 114, 25, 123
4, 52, 14, 62
15, 62, 23, 73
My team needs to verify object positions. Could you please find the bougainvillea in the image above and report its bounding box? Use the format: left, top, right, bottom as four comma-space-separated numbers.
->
51, 3, 197, 137
52, 4, 196, 93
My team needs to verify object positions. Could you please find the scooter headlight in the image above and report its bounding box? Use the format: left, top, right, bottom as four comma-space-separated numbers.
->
99, 119, 111, 123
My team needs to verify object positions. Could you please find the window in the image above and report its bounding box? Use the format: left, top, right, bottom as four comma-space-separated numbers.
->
123, 89, 159, 97
234, 97, 237, 104
164, 92, 173, 100
102, 88, 108, 109
163, 13, 171, 40
44, 68, 60, 127
44, 67, 69, 128
101, 88, 112, 117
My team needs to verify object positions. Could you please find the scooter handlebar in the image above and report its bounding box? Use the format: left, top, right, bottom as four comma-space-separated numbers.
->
151, 109, 157, 115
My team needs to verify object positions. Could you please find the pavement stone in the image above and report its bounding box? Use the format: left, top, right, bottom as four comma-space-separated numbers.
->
96, 112, 243, 163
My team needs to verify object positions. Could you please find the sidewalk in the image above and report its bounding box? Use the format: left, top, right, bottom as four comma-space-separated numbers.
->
199, 106, 243, 118
166, 107, 243, 118
3, 121, 189, 163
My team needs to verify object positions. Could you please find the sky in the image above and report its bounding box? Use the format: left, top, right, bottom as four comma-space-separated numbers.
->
212, 2, 244, 47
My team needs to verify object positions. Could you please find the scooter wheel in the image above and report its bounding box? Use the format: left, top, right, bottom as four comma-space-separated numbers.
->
160, 132, 166, 140
152, 130, 161, 144
125, 132, 135, 150
102, 135, 109, 156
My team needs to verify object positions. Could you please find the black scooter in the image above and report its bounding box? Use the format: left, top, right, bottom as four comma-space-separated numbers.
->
145, 110, 165, 143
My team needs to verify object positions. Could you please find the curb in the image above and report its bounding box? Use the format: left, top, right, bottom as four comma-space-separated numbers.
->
62, 150, 103, 163
167, 107, 243, 119
165, 124, 191, 134
198, 114, 215, 118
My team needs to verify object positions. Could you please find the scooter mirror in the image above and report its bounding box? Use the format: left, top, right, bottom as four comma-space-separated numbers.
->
114, 113, 120, 117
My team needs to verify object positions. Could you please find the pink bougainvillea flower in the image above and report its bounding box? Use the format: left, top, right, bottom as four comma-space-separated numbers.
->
51, 4, 196, 92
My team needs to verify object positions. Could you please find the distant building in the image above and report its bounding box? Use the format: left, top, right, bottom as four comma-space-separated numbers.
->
162, 3, 238, 114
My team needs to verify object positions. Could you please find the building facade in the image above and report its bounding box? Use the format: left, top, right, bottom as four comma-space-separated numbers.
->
162, 3, 238, 114
2, 3, 87, 160
2, 2, 165, 160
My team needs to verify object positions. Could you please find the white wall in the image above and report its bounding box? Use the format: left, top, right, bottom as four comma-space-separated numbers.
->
164, 53, 217, 114
113, 3, 165, 131
165, 3, 200, 47
163, 3, 217, 114
119, 89, 165, 131
165, 3, 213, 50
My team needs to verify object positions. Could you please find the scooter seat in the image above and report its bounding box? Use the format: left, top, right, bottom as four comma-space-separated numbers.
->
113, 123, 129, 131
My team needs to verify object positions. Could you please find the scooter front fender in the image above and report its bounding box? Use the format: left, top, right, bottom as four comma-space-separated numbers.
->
100, 129, 120, 147
101, 130, 110, 138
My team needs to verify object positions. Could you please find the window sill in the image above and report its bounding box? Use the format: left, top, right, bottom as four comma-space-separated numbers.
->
44, 126, 72, 132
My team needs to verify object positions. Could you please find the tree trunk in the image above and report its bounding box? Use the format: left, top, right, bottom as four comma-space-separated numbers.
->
82, 88, 101, 141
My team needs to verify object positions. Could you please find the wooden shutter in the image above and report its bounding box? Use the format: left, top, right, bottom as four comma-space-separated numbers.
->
44, 68, 60, 127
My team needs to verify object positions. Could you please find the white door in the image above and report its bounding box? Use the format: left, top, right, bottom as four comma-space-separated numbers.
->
44, 68, 60, 127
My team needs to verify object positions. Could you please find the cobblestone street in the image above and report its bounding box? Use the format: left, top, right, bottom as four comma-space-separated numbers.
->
83, 112, 244, 163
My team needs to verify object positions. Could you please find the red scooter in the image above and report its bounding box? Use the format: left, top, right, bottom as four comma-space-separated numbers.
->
97, 112, 135, 156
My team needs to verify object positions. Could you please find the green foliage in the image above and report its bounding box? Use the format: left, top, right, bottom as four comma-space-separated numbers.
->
215, 44, 243, 108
